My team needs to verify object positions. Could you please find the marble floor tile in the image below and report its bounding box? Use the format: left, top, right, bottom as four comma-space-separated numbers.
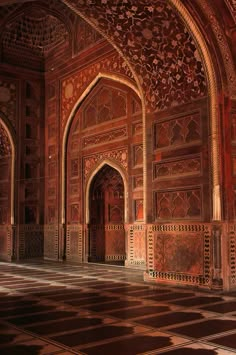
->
0, 260, 236, 355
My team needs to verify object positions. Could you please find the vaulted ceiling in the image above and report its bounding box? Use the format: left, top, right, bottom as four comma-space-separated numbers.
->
0, 0, 235, 107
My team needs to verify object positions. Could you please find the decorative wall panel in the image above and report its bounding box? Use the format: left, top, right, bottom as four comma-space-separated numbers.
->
19, 225, 44, 259
133, 145, 143, 167
44, 224, 59, 260
66, 224, 83, 262
154, 234, 203, 274
83, 127, 127, 148
155, 188, 202, 220
154, 156, 201, 179
0, 225, 11, 261
126, 224, 146, 268
154, 112, 201, 150
147, 223, 211, 287
83, 87, 127, 128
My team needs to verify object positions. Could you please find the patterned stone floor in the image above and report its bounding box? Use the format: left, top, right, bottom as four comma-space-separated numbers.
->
0, 260, 236, 354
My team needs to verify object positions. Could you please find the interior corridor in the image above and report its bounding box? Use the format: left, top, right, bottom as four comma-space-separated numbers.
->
0, 261, 236, 354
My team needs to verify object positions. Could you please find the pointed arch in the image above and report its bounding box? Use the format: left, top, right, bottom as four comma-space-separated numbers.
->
85, 159, 128, 224
63, 0, 221, 221
0, 114, 16, 225
61, 72, 141, 224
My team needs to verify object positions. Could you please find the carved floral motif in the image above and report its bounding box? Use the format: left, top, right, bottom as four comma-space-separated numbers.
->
69, 0, 207, 110
83, 127, 127, 148
83, 148, 128, 179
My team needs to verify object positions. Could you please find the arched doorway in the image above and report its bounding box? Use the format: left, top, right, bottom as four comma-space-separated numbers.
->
88, 164, 125, 265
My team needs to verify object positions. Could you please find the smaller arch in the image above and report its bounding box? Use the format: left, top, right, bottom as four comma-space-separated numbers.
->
85, 159, 128, 225
61, 71, 141, 224
0, 114, 16, 225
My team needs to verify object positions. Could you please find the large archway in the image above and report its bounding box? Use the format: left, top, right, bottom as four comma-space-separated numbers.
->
88, 164, 125, 265
64, 77, 144, 266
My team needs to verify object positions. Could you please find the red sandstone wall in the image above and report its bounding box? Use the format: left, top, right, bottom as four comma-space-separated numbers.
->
0, 70, 44, 260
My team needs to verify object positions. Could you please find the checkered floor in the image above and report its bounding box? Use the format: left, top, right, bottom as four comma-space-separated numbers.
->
0, 260, 236, 354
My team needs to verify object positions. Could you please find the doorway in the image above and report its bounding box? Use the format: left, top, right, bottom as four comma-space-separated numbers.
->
88, 164, 125, 265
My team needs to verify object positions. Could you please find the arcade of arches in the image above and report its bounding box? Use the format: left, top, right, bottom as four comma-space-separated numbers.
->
0, 0, 236, 292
